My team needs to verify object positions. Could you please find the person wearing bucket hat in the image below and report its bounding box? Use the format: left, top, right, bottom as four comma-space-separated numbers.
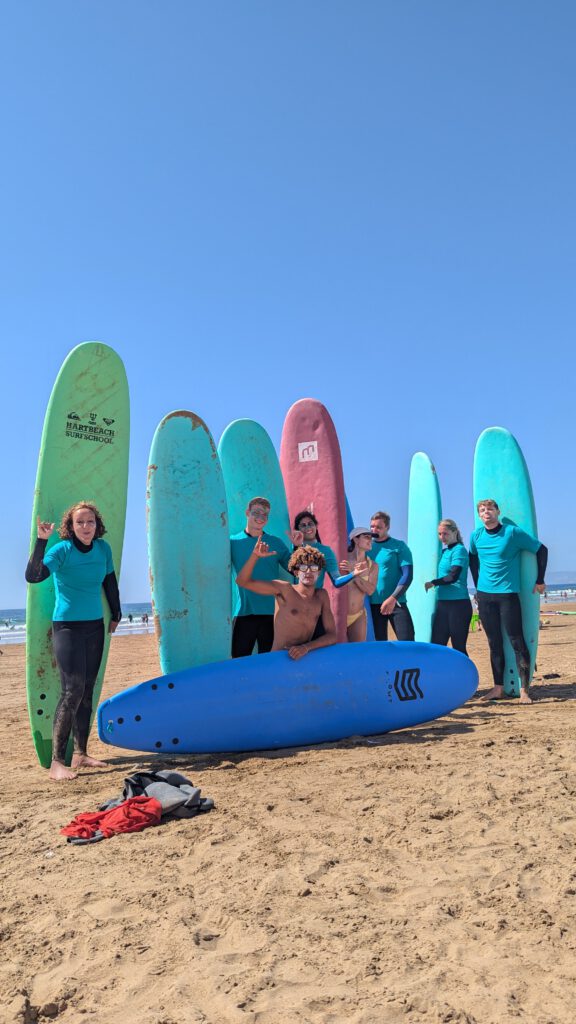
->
339, 527, 378, 642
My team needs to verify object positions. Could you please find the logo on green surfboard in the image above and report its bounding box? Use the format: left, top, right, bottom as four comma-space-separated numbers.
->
65, 411, 117, 445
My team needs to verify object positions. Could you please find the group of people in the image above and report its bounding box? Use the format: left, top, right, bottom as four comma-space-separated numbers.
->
231, 497, 548, 709
26, 493, 547, 782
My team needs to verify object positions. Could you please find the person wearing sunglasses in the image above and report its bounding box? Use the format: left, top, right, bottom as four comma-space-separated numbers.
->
236, 540, 339, 659
290, 511, 340, 589
230, 496, 292, 658
291, 509, 365, 640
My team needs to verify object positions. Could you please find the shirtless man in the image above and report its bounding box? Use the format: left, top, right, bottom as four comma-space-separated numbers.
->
236, 541, 361, 658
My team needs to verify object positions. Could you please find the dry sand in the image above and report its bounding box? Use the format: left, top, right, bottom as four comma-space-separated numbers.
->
1, 610, 576, 1024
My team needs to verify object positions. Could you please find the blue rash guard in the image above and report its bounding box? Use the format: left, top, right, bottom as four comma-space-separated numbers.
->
369, 537, 413, 605
230, 531, 291, 616
469, 524, 541, 593
433, 543, 470, 601
42, 538, 115, 621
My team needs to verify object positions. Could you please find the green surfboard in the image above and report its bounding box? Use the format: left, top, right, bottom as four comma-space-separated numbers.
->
473, 426, 540, 697
147, 410, 231, 675
26, 343, 129, 767
407, 452, 442, 642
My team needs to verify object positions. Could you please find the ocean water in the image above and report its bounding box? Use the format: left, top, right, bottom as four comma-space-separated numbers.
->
0, 602, 154, 646
2, 585, 575, 646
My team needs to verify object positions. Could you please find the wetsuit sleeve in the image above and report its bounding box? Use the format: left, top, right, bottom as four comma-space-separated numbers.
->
431, 565, 463, 587
323, 546, 340, 584
469, 553, 479, 588
102, 572, 122, 621
25, 538, 50, 583
536, 544, 548, 585
393, 563, 413, 599
332, 571, 355, 589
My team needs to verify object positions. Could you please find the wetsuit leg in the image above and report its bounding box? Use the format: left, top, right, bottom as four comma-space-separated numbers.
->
370, 605, 389, 641
477, 593, 505, 684
255, 615, 274, 653
232, 615, 275, 657
310, 615, 326, 641
390, 604, 415, 641
431, 602, 450, 646
447, 599, 473, 655
500, 593, 531, 686
52, 620, 105, 762
232, 616, 259, 658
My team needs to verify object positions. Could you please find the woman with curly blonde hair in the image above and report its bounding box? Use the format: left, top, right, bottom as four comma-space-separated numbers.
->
25, 501, 122, 780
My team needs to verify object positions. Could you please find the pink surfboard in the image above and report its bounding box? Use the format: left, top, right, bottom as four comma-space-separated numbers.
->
280, 398, 348, 642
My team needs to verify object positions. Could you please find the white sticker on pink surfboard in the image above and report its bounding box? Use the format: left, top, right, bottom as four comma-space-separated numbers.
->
298, 441, 318, 462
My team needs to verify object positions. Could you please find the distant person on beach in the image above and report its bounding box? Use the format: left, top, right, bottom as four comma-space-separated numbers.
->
425, 519, 472, 654
25, 502, 121, 781
340, 527, 378, 641
368, 511, 415, 641
230, 497, 292, 658
469, 499, 547, 704
236, 540, 344, 657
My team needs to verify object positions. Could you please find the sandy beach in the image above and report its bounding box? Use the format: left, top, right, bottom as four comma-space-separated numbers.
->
1, 610, 576, 1024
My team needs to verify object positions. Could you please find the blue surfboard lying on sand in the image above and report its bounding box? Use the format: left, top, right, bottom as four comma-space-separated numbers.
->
98, 642, 478, 754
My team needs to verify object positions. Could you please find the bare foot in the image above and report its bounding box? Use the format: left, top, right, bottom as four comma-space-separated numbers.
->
49, 760, 77, 781
482, 685, 506, 701
519, 688, 533, 704
71, 753, 108, 769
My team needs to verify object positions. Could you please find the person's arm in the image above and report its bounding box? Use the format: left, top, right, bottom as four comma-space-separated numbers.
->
25, 517, 55, 583
425, 565, 463, 591
534, 543, 548, 593
380, 563, 413, 615
288, 591, 337, 660
236, 539, 288, 596
102, 571, 122, 633
469, 553, 479, 588
25, 539, 50, 583
331, 561, 370, 589
350, 560, 378, 596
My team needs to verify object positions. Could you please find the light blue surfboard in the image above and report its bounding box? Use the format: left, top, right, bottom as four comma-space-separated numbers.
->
218, 419, 292, 621
473, 427, 540, 696
98, 641, 478, 754
147, 411, 231, 675
407, 453, 442, 642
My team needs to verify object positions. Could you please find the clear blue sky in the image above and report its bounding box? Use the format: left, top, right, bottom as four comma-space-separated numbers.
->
2, 2, 574, 606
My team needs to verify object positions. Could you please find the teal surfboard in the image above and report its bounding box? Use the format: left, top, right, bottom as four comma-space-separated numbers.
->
407, 453, 442, 642
26, 342, 129, 767
147, 411, 231, 675
218, 419, 292, 620
473, 426, 540, 696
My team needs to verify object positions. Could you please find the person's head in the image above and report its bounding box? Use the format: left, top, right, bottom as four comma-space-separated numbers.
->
245, 497, 271, 532
476, 499, 500, 529
348, 526, 373, 553
370, 511, 390, 540
437, 518, 463, 546
288, 544, 326, 587
294, 510, 320, 543
59, 502, 106, 544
